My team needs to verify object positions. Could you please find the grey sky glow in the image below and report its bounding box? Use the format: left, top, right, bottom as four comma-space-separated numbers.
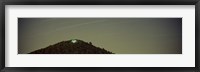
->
18, 18, 182, 54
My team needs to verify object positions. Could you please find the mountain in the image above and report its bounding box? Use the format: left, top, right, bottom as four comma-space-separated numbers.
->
29, 39, 114, 54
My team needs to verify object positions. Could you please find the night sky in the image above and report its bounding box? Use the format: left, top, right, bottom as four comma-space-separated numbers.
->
18, 18, 182, 54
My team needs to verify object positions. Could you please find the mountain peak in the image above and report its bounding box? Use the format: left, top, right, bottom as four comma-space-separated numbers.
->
29, 39, 114, 54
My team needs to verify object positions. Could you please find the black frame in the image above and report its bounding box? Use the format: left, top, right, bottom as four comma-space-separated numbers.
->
0, 0, 200, 72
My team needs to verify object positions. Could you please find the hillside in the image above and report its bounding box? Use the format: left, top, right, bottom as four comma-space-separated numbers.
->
29, 39, 114, 54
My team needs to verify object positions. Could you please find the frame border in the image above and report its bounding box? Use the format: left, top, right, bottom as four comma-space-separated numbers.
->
1, 0, 200, 72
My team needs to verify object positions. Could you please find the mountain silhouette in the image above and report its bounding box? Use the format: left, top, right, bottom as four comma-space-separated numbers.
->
29, 39, 114, 54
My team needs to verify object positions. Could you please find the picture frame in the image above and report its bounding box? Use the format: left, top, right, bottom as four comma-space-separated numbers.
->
0, 0, 199, 72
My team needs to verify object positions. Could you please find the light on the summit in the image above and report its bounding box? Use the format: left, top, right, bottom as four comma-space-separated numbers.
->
71, 39, 77, 43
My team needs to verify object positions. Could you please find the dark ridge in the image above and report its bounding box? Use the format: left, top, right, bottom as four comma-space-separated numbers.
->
29, 39, 114, 54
